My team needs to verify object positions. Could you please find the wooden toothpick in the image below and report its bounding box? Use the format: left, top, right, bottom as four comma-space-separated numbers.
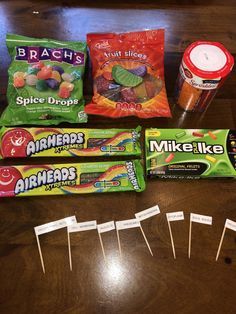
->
215, 226, 226, 262
67, 220, 97, 270
167, 219, 176, 259
116, 229, 122, 257
35, 235, 45, 274
188, 219, 192, 259
139, 224, 153, 256
98, 232, 107, 262
67, 229, 72, 271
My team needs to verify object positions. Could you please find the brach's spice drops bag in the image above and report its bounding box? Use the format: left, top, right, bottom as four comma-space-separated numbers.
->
86, 30, 171, 118
0, 34, 87, 126
0, 160, 145, 197
0, 126, 141, 158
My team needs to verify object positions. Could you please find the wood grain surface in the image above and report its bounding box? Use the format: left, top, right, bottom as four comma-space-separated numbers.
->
0, 1, 236, 314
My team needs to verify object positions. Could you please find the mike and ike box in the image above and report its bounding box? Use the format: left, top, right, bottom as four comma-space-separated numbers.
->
145, 129, 236, 179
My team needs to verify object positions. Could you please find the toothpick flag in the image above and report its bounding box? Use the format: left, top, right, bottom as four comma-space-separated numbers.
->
67, 220, 97, 271
97, 221, 116, 262
116, 218, 151, 256
188, 213, 212, 259
135, 205, 160, 221
34, 216, 77, 273
216, 219, 236, 261
135, 205, 161, 256
166, 211, 184, 259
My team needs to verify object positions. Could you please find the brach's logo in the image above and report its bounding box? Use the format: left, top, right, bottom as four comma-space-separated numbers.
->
149, 140, 224, 155
15, 46, 85, 65
14, 167, 77, 195
26, 132, 85, 156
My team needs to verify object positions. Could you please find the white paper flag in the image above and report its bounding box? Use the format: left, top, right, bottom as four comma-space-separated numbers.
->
166, 211, 184, 222
225, 219, 236, 232
116, 218, 140, 230
68, 220, 97, 233
34, 216, 77, 236
135, 205, 160, 221
97, 221, 115, 233
190, 213, 212, 225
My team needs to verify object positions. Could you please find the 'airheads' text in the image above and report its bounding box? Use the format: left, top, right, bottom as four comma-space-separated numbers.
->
14, 167, 77, 195
27, 132, 85, 156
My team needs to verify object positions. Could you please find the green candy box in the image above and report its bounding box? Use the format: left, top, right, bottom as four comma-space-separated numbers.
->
146, 128, 236, 179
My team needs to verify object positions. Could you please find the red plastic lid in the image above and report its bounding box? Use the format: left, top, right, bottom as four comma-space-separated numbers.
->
183, 41, 234, 79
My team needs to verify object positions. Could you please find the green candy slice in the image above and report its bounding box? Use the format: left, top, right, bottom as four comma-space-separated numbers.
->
112, 65, 143, 87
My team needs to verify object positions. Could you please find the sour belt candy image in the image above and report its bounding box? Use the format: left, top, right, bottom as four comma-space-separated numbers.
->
0, 34, 87, 126
0, 126, 141, 158
0, 160, 145, 197
86, 29, 171, 119
145, 128, 236, 179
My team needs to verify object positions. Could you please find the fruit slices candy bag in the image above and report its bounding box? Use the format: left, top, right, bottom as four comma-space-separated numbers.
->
85, 29, 171, 119
0, 34, 87, 126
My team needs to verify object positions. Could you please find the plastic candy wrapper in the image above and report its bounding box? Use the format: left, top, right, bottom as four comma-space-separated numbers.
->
0, 34, 87, 126
0, 160, 145, 197
0, 126, 141, 158
86, 30, 171, 119
146, 128, 236, 179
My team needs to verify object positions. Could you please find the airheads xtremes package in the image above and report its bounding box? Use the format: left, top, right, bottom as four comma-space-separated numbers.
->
0, 160, 145, 197
0, 34, 87, 126
0, 126, 141, 158
146, 129, 236, 179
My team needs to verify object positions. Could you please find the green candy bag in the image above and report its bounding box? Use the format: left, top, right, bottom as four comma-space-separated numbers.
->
0, 34, 87, 126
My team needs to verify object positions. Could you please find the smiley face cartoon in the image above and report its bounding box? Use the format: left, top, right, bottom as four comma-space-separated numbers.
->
0, 167, 22, 197
1, 128, 34, 157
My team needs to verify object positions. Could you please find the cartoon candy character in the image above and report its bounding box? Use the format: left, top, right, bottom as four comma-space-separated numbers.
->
0, 167, 22, 197
1, 128, 34, 157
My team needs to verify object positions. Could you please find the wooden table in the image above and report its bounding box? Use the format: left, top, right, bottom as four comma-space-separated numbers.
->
0, 1, 236, 313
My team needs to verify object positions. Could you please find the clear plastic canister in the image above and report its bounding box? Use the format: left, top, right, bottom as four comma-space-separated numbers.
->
175, 41, 234, 112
